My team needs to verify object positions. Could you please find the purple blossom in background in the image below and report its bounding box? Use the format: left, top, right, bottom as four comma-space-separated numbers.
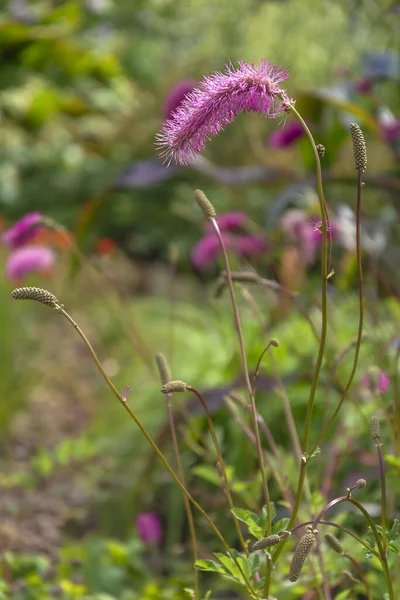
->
362, 371, 390, 394
281, 210, 341, 264
268, 120, 304, 149
163, 80, 196, 121
234, 234, 267, 257
206, 211, 247, 233
157, 60, 289, 165
191, 233, 232, 268
382, 119, 400, 143
2, 212, 43, 249
136, 512, 163, 544
6, 245, 55, 281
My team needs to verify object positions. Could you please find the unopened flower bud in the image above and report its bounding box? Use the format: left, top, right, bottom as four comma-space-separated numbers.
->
161, 380, 187, 394
249, 534, 281, 552
324, 533, 343, 554
12, 287, 59, 307
155, 353, 172, 386
194, 189, 216, 219
350, 123, 367, 172
370, 416, 381, 441
316, 144, 325, 158
356, 478, 367, 489
289, 530, 316, 582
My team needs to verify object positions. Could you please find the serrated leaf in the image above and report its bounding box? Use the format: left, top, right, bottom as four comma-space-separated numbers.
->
387, 543, 399, 554
389, 519, 399, 539
194, 560, 227, 574
272, 518, 290, 534
259, 503, 276, 531
231, 508, 259, 525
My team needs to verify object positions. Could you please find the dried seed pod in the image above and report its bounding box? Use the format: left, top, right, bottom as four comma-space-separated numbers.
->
161, 380, 187, 394
12, 287, 58, 307
324, 533, 343, 554
249, 534, 281, 552
350, 123, 367, 172
370, 416, 381, 441
289, 531, 316, 582
194, 189, 216, 219
155, 353, 172, 385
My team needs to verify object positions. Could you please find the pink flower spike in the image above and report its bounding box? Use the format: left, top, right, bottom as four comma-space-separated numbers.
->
163, 80, 196, 121
378, 372, 390, 393
6, 245, 55, 281
206, 212, 248, 233
157, 60, 290, 165
2, 212, 43, 249
268, 120, 304, 149
136, 512, 163, 545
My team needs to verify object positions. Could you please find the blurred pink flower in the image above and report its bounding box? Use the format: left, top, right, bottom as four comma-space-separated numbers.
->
192, 232, 267, 269
354, 78, 373, 94
206, 211, 248, 233
382, 119, 400, 143
163, 80, 196, 121
362, 371, 390, 394
136, 512, 163, 544
281, 210, 341, 264
2, 212, 43, 249
268, 120, 304, 148
6, 245, 55, 281
157, 60, 290, 165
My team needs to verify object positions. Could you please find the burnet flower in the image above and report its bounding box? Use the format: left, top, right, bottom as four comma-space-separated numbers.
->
6, 245, 55, 281
2, 212, 43, 249
157, 60, 291, 165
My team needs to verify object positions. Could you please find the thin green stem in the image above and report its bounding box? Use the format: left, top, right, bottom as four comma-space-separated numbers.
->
164, 391, 199, 599
376, 442, 387, 552
309, 169, 364, 456
210, 217, 271, 597
57, 306, 258, 598
343, 553, 373, 600
186, 386, 248, 555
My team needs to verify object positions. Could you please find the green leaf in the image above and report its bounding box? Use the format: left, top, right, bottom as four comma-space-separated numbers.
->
259, 503, 276, 531
194, 560, 227, 574
387, 543, 399, 555
389, 519, 399, 539
231, 507, 264, 539
272, 518, 290, 534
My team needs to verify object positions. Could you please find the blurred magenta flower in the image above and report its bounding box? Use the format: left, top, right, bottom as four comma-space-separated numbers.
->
354, 78, 373, 94
362, 370, 390, 394
206, 212, 247, 233
157, 60, 290, 165
163, 80, 196, 121
192, 211, 267, 269
268, 120, 304, 148
6, 245, 55, 281
382, 119, 400, 143
2, 212, 43, 249
136, 512, 163, 544
281, 210, 341, 264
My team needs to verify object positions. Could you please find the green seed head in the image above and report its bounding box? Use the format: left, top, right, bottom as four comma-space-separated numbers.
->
249, 534, 281, 552
194, 189, 216, 219
324, 533, 343, 554
289, 531, 316, 582
370, 416, 381, 441
155, 353, 172, 386
350, 123, 367, 172
356, 478, 367, 489
12, 287, 59, 307
161, 380, 187, 394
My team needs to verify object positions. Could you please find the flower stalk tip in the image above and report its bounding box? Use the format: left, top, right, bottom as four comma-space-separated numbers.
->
324, 533, 343, 554
194, 189, 216, 219
155, 353, 172, 386
289, 530, 316, 582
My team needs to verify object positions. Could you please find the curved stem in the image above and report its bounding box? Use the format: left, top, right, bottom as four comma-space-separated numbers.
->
376, 442, 387, 552
57, 306, 257, 598
186, 386, 248, 555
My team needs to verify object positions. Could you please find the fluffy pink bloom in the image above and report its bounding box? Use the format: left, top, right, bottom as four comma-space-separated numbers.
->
163, 80, 196, 121
268, 120, 304, 148
6, 245, 55, 281
206, 211, 247, 233
157, 60, 290, 165
281, 210, 341, 264
2, 212, 43, 249
234, 234, 266, 256
136, 512, 163, 545
362, 371, 390, 394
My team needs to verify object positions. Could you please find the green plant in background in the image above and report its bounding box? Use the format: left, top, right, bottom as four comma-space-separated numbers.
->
5, 56, 399, 600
